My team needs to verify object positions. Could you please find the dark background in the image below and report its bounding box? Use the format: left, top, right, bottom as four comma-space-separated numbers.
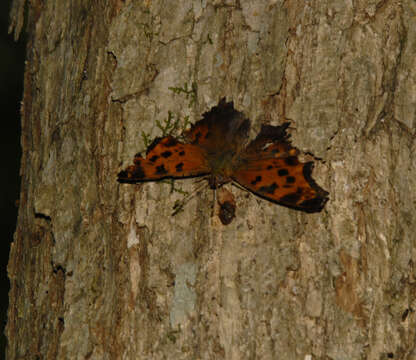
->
1, 1, 26, 358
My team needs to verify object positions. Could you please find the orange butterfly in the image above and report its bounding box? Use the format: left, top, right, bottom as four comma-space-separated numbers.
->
118, 99, 328, 218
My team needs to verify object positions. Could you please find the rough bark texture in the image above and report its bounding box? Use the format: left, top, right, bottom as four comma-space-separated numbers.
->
7, 0, 416, 359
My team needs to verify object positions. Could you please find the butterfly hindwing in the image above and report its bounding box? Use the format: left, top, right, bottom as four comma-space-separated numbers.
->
118, 136, 210, 182
184, 100, 250, 155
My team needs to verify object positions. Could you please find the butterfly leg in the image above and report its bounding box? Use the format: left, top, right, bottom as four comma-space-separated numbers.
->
211, 188, 217, 218
172, 180, 209, 216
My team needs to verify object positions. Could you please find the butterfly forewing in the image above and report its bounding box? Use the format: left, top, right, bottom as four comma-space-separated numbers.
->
118, 136, 210, 182
232, 158, 327, 212
232, 123, 328, 212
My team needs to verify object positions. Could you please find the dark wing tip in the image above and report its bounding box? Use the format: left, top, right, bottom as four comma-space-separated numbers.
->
203, 98, 238, 120
244, 122, 291, 154
218, 97, 232, 108
297, 196, 329, 213
257, 122, 291, 142
117, 161, 146, 183
117, 170, 140, 184
117, 170, 133, 183
300, 161, 329, 212
303, 162, 327, 194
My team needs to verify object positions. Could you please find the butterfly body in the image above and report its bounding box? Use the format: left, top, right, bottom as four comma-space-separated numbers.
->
118, 99, 328, 214
203, 151, 235, 188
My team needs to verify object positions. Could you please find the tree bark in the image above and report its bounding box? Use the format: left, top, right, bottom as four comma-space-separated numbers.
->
7, 0, 416, 359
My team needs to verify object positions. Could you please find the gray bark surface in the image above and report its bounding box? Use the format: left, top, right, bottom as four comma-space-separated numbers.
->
7, 1, 416, 359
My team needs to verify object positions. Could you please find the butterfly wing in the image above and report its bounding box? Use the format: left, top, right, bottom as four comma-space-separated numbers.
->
118, 99, 248, 184
118, 136, 210, 183
232, 124, 328, 212
184, 99, 250, 154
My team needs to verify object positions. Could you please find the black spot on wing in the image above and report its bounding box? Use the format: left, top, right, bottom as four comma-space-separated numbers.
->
285, 156, 298, 166
161, 151, 172, 158
175, 162, 184, 172
267, 165, 273, 170
149, 155, 159, 163
251, 176, 262, 185
286, 176, 296, 184
258, 182, 279, 194
179, 151, 185, 156
133, 165, 146, 179
278, 169, 289, 176
156, 164, 167, 175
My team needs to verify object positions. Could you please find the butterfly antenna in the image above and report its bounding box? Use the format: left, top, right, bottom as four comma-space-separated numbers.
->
193, 175, 209, 184
172, 180, 209, 216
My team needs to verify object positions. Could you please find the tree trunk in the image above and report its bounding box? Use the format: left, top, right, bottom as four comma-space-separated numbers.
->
7, 0, 416, 359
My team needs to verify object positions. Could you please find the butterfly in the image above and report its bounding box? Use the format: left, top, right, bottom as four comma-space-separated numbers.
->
118, 99, 328, 221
